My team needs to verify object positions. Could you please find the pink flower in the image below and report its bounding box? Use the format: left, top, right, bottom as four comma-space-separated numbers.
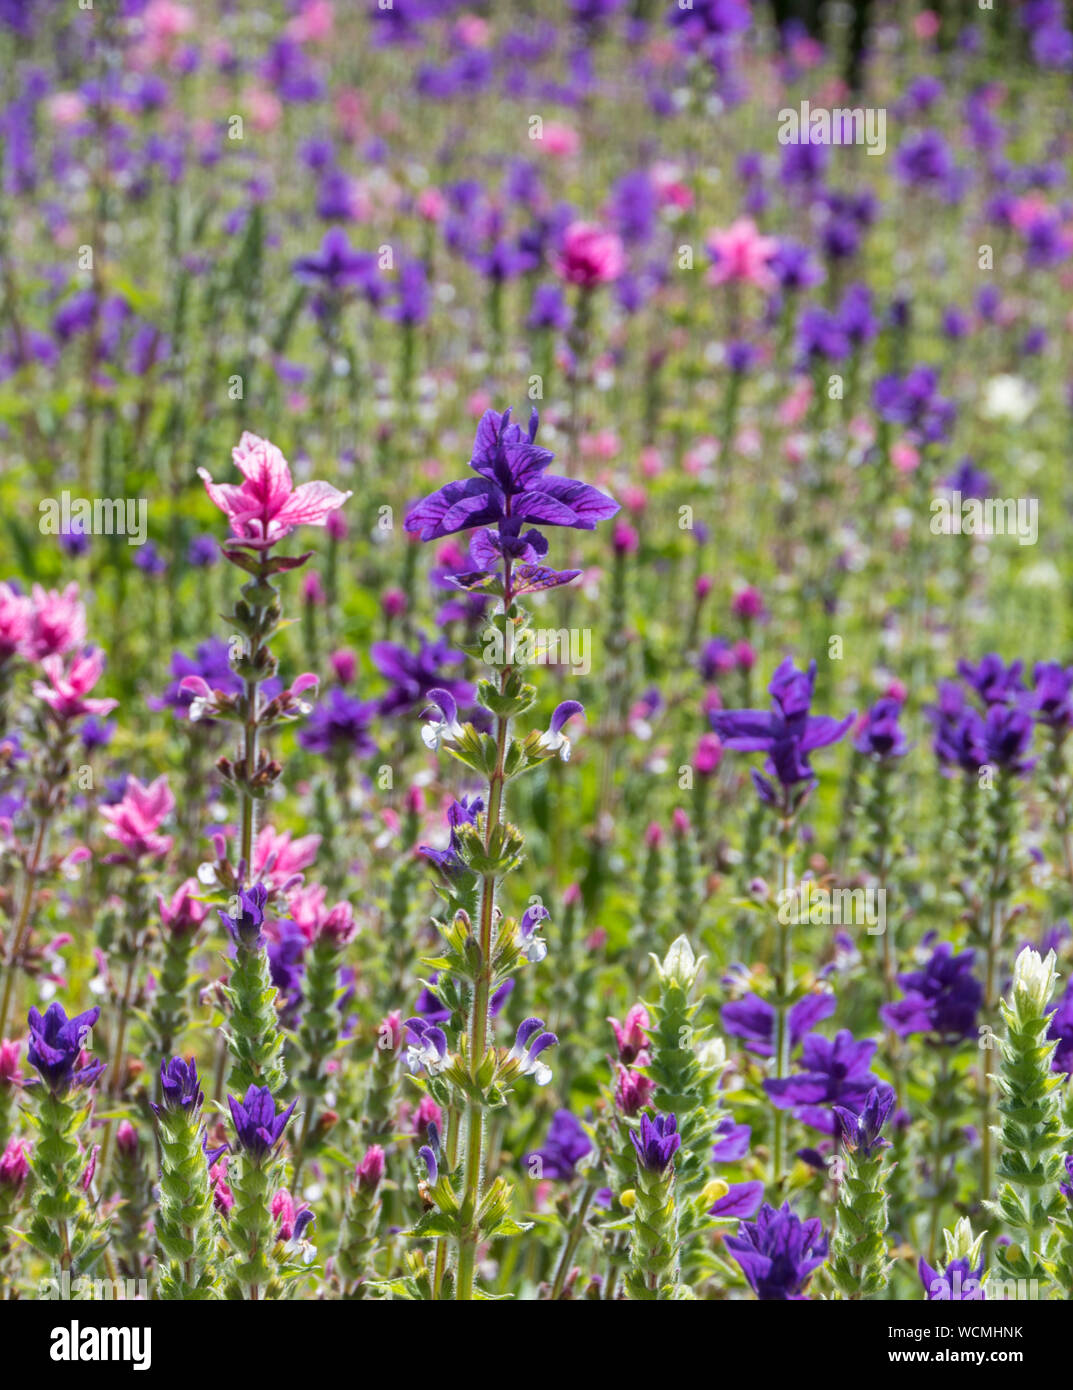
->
253, 824, 321, 890
608, 1004, 650, 1065
158, 879, 210, 938
540, 121, 580, 157
316, 900, 357, 947
706, 218, 779, 292
554, 221, 625, 288
32, 649, 118, 722
0, 583, 32, 662
199, 433, 352, 548
615, 1064, 656, 1117
416, 187, 447, 223
287, 0, 334, 43
891, 440, 920, 474
22, 583, 86, 660
356, 1145, 385, 1191
0, 1039, 22, 1086
100, 775, 175, 859
47, 92, 86, 125
731, 585, 766, 621
695, 732, 723, 776
0, 1137, 30, 1191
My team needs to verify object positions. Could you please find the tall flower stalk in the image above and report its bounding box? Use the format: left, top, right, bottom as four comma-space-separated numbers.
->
153, 1057, 219, 1299
402, 405, 618, 1299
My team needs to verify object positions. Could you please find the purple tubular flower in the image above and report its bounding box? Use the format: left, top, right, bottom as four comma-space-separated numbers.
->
26, 1003, 105, 1096
956, 654, 1025, 706
528, 1109, 592, 1180
418, 1145, 438, 1182
881, 942, 982, 1044
403, 407, 619, 544
711, 1117, 751, 1163
918, 1254, 986, 1301
509, 1017, 558, 1085
537, 700, 585, 761
154, 1056, 203, 1116
709, 1179, 765, 1219
927, 681, 985, 773
519, 903, 549, 963
227, 1084, 297, 1159
219, 883, 269, 950
725, 1202, 828, 1300
763, 1030, 886, 1133
710, 658, 853, 803
418, 794, 484, 882
1033, 663, 1073, 734
980, 700, 1036, 774
722, 991, 836, 1057
853, 697, 909, 759
630, 1112, 681, 1173
372, 636, 473, 718
404, 1017, 448, 1075
832, 1085, 895, 1157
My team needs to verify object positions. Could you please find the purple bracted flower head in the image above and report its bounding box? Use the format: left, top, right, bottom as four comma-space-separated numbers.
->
154, 1056, 204, 1116
404, 1017, 449, 1075
722, 990, 836, 1058
418, 794, 484, 883
956, 654, 1024, 706
372, 636, 473, 718
219, 883, 269, 950
508, 1017, 558, 1086
298, 688, 378, 759
1033, 662, 1073, 735
832, 1085, 895, 1157
918, 1254, 986, 1301
710, 658, 854, 808
403, 407, 620, 545
537, 700, 585, 762
227, 1084, 297, 1159
26, 1003, 105, 1096
527, 1109, 592, 1180
881, 941, 982, 1044
630, 1112, 681, 1173
763, 1030, 886, 1134
927, 681, 986, 774
853, 697, 909, 759
979, 700, 1036, 775
725, 1202, 829, 1301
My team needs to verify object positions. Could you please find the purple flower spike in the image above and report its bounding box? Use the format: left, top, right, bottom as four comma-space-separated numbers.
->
26, 1003, 105, 1096
219, 883, 269, 950
630, 1112, 681, 1172
154, 1056, 203, 1116
832, 1085, 896, 1157
725, 1202, 828, 1300
418, 1145, 438, 1182
227, 1084, 297, 1159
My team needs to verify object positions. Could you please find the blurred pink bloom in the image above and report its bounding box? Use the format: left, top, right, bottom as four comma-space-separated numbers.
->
706, 218, 778, 291
554, 221, 625, 288
158, 878, 210, 937
198, 433, 352, 548
914, 9, 940, 39
254, 825, 321, 890
356, 1145, 386, 1190
302, 571, 327, 605
644, 822, 663, 849
891, 440, 920, 474
609, 1005, 650, 1065
287, 0, 334, 43
778, 378, 813, 425
454, 14, 490, 47
47, 92, 86, 125
330, 648, 357, 684
381, 587, 407, 618
0, 583, 32, 662
32, 649, 117, 722
247, 88, 283, 133
0, 1039, 22, 1086
101, 775, 175, 859
731, 585, 766, 621
541, 121, 580, 156
695, 732, 723, 776
615, 1064, 656, 1117
416, 187, 447, 222
639, 447, 664, 478
22, 583, 86, 660
0, 1137, 30, 1191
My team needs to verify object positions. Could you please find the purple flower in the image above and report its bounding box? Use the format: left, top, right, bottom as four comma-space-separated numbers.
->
710, 658, 854, 806
853, 697, 909, 759
292, 228, 379, 294
725, 1202, 828, 1300
298, 688, 378, 759
894, 129, 955, 189
763, 1030, 885, 1134
957, 654, 1025, 706
403, 408, 619, 545
154, 1056, 203, 1116
630, 1112, 681, 1172
722, 991, 836, 1057
1047, 982, 1073, 1075
873, 365, 956, 445
418, 794, 484, 882
979, 701, 1036, 774
372, 636, 473, 718
711, 1117, 751, 1163
404, 1017, 448, 1075
268, 921, 306, 1029
227, 1084, 297, 1159
927, 681, 986, 773
881, 942, 982, 1044
508, 1017, 558, 1086
918, 1254, 986, 1300
832, 1085, 895, 1157
528, 1109, 592, 1180
1033, 662, 1073, 734
26, 1003, 105, 1096
219, 884, 269, 951
709, 1180, 765, 1219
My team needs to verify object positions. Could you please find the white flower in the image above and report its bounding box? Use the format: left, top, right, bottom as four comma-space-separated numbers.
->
981, 375, 1036, 424
1011, 946, 1058, 1011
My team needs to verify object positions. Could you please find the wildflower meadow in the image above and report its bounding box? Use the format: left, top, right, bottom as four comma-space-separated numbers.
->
2, 0, 1073, 1343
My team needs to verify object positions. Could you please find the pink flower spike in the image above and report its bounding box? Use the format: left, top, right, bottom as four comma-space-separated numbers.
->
31, 648, 118, 722
198, 432, 352, 548
705, 218, 779, 292
100, 775, 175, 860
